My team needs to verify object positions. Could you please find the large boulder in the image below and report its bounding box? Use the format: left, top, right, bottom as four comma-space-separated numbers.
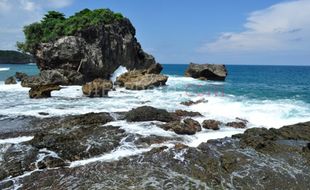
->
82, 78, 113, 97
115, 70, 168, 90
4, 76, 17, 85
35, 18, 161, 84
185, 63, 227, 81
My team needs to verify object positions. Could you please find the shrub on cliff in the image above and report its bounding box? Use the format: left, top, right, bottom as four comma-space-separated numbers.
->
17, 9, 124, 54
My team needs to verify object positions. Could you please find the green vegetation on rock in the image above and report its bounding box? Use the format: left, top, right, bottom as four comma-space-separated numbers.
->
17, 9, 124, 54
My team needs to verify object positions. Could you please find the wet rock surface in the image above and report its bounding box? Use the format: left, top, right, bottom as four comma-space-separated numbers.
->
202, 119, 222, 130
1, 112, 310, 189
125, 106, 175, 122
161, 118, 201, 135
13, 121, 310, 189
185, 63, 228, 81
180, 98, 208, 106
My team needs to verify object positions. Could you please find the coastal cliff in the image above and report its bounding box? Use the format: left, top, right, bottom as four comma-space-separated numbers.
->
0, 50, 34, 64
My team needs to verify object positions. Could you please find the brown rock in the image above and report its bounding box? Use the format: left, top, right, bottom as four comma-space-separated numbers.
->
82, 78, 113, 97
4, 76, 17, 85
226, 122, 247, 129
116, 70, 168, 90
29, 84, 61, 98
202, 119, 222, 130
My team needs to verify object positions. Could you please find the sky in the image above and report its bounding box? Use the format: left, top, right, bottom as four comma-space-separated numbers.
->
0, 0, 309, 65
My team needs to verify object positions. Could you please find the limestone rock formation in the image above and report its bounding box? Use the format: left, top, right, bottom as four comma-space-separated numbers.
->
34, 19, 161, 84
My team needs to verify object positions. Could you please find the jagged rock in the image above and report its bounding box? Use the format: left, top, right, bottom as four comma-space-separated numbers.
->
115, 70, 168, 90
0, 144, 38, 180
202, 119, 222, 130
125, 106, 174, 122
161, 119, 201, 135
226, 121, 247, 129
5, 121, 310, 189
185, 63, 227, 81
21, 69, 84, 87
82, 78, 113, 97
29, 84, 61, 98
15, 72, 28, 81
183, 118, 202, 132
35, 18, 161, 84
4, 76, 17, 85
180, 98, 208, 106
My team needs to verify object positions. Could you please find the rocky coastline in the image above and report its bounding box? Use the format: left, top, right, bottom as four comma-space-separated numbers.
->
1, 8, 309, 190
0, 108, 309, 189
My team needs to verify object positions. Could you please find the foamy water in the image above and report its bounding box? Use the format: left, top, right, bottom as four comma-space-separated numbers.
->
0, 76, 309, 153
0, 67, 10, 71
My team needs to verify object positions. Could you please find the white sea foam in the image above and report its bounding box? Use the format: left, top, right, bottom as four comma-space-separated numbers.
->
70, 141, 175, 167
0, 76, 309, 151
0, 67, 10, 71
110, 66, 128, 82
0, 136, 33, 144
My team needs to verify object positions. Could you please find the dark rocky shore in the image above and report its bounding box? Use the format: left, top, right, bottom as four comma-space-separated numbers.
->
0, 109, 309, 189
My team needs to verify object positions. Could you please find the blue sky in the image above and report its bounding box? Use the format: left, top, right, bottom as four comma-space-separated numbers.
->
0, 0, 309, 65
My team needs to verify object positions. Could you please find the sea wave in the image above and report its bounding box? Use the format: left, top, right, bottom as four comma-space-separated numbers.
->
0, 67, 10, 71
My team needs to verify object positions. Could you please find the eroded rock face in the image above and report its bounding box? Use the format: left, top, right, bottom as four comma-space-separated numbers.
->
185, 63, 227, 81
82, 78, 113, 97
4, 76, 17, 85
115, 70, 168, 90
35, 18, 161, 84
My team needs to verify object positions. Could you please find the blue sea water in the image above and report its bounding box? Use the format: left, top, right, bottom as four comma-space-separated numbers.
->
0, 63, 309, 103
163, 64, 310, 103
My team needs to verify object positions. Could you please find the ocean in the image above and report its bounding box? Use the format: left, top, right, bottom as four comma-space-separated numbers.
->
0, 63, 310, 146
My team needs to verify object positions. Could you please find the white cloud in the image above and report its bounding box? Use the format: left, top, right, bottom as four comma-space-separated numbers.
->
199, 0, 310, 53
0, 0, 73, 50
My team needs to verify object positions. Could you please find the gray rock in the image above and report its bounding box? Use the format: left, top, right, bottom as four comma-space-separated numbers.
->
125, 106, 175, 122
35, 18, 161, 84
185, 63, 227, 81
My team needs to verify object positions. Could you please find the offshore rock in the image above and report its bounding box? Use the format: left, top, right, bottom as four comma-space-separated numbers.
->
35, 18, 161, 84
82, 78, 113, 97
115, 70, 168, 90
29, 84, 61, 99
185, 63, 227, 81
